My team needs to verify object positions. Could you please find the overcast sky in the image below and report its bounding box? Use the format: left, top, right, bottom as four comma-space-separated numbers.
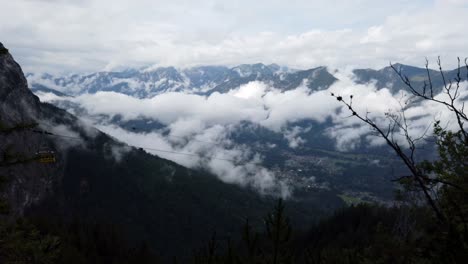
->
1, 0, 467, 73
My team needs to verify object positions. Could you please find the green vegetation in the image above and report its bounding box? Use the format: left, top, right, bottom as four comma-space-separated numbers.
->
338, 194, 367, 206
0, 122, 38, 134
182, 200, 468, 263
0, 219, 61, 264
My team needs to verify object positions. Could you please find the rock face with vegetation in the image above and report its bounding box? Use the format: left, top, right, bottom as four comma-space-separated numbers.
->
0, 41, 64, 217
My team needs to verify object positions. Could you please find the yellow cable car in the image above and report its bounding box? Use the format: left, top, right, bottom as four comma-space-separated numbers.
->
35, 149, 56, 163
34, 128, 56, 164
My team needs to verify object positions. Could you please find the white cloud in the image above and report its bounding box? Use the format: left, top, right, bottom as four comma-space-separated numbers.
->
1, 0, 467, 73
95, 123, 291, 197
360, 26, 388, 44
36, 74, 468, 151
283, 126, 311, 148
35, 69, 468, 195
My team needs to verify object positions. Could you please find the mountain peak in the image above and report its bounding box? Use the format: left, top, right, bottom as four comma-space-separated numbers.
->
0, 43, 41, 125
231, 63, 275, 78
0, 42, 9, 55
381, 63, 428, 73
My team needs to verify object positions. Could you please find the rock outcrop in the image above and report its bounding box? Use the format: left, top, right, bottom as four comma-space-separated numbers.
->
0, 42, 60, 216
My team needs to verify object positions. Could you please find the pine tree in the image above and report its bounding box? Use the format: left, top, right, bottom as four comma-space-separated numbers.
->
264, 199, 292, 264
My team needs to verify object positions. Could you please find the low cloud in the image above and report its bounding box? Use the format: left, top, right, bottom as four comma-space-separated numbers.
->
35, 73, 468, 195
38, 120, 85, 151
283, 126, 311, 148
96, 123, 291, 197
1, 1, 467, 73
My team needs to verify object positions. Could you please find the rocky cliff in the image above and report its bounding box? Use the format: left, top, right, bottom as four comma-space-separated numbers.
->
0, 42, 65, 216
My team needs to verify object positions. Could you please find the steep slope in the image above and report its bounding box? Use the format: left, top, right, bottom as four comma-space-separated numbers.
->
0, 42, 68, 216
30, 83, 71, 97
0, 42, 343, 258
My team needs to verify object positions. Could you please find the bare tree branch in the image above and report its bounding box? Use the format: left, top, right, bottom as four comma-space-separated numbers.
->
331, 93, 447, 223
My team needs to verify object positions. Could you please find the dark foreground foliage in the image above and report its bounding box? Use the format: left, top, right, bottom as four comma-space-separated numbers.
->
189, 201, 467, 264
2, 200, 468, 263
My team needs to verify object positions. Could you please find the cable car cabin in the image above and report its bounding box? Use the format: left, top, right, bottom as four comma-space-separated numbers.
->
35, 150, 56, 163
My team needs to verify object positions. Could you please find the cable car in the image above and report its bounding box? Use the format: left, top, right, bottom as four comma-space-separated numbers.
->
33, 128, 57, 163
35, 149, 56, 163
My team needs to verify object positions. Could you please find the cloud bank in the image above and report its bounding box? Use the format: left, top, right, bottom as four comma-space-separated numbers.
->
1, 0, 467, 73
35, 73, 468, 196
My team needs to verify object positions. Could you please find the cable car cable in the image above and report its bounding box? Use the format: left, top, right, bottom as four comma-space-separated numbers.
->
31, 129, 239, 162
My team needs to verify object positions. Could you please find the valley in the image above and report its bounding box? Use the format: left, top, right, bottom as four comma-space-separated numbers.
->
28, 62, 455, 206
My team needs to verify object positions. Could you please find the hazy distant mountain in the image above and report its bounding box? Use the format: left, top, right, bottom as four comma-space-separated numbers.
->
27, 63, 337, 98
30, 83, 71, 97
29, 61, 468, 100
353, 63, 468, 94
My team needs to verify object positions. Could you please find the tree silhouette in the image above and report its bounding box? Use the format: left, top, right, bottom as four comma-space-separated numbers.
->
332, 57, 468, 259
264, 199, 292, 264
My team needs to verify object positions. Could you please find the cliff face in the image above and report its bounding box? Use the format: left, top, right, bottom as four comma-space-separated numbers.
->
0, 42, 65, 217
0, 42, 41, 124
0, 42, 105, 217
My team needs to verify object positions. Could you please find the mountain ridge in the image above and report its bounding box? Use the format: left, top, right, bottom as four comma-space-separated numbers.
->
27, 63, 337, 98
27, 61, 468, 100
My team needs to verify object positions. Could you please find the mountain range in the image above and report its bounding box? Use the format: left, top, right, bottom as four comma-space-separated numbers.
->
27, 63, 337, 97
27, 61, 468, 204
27, 61, 468, 99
